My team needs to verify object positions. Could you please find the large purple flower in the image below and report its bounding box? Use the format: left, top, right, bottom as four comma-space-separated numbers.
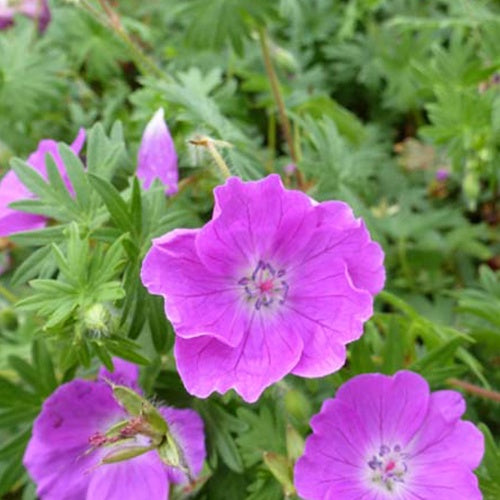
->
294, 371, 484, 500
0, 129, 85, 237
0, 0, 51, 31
137, 108, 178, 195
141, 175, 385, 402
23, 358, 206, 500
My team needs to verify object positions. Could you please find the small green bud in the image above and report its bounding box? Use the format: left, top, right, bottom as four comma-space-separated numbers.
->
463, 172, 480, 208
83, 303, 110, 336
284, 388, 312, 422
0, 308, 18, 331
286, 424, 305, 462
478, 148, 492, 163
263, 452, 295, 497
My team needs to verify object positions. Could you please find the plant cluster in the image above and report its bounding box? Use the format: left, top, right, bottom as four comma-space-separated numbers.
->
0, 0, 499, 499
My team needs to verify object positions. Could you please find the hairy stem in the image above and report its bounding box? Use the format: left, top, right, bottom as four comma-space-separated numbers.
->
447, 378, 500, 402
257, 26, 305, 189
190, 137, 232, 180
0, 284, 18, 304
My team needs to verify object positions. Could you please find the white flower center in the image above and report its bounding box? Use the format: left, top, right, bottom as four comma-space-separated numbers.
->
239, 260, 288, 310
367, 444, 408, 493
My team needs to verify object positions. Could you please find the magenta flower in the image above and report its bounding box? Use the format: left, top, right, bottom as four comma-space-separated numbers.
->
283, 163, 297, 175
141, 175, 385, 402
137, 108, 179, 195
23, 358, 206, 500
0, 129, 85, 237
0, 0, 51, 32
294, 371, 484, 500
435, 167, 450, 182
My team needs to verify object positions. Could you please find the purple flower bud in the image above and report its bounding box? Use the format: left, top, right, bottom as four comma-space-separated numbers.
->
137, 109, 179, 196
0, 0, 51, 32
283, 163, 296, 175
435, 168, 450, 182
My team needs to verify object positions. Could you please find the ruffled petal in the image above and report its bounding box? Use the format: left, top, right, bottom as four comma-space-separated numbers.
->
294, 401, 370, 500
197, 175, 316, 276
300, 201, 385, 296
289, 259, 373, 377
335, 371, 430, 448
141, 228, 247, 347
174, 312, 303, 403
408, 391, 484, 469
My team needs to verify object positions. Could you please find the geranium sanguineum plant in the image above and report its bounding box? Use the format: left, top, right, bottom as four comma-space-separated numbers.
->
0, 129, 85, 237
294, 371, 484, 500
137, 108, 178, 195
23, 358, 206, 500
141, 174, 385, 402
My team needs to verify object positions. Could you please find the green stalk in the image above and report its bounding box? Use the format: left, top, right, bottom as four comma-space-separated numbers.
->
257, 26, 305, 189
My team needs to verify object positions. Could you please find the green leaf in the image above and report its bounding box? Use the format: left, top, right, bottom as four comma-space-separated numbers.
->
88, 174, 132, 233
10, 245, 53, 286
148, 295, 170, 353
58, 143, 91, 209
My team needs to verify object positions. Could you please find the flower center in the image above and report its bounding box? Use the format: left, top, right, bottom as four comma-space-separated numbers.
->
368, 444, 408, 493
239, 260, 288, 310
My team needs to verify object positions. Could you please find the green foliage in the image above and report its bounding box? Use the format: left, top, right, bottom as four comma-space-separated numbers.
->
0, 0, 499, 498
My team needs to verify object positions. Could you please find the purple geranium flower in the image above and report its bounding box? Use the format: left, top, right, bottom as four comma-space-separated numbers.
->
0, 0, 51, 32
435, 167, 450, 182
294, 371, 484, 500
137, 108, 178, 195
141, 174, 385, 402
0, 129, 85, 237
23, 358, 206, 500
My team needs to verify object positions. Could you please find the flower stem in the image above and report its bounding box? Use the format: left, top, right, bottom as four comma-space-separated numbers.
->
189, 137, 232, 180
447, 378, 500, 402
0, 284, 18, 304
257, 26, 305, 189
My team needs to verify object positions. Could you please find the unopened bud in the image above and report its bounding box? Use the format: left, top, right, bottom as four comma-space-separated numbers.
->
83, 303, 110, 337
286, 424, 304, 462
263, 452, 295, 497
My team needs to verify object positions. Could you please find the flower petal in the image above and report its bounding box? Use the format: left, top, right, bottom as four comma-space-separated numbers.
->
141, 228, 247, 347
23, 380, 124, 499
174, 312, 303, 403
0, 169, 46, 236
409, 391, 484, 469
159, 407, 206, 484
297, 201, 385, 296
289, 259, 373, 377
86, 452, 169, 500
99, 358, 141, 392
335, 371, 431, 448
198, 175, 316, 276
406, 464, 482, 500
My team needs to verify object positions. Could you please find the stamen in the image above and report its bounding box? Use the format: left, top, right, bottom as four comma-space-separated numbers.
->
368, 443, 408, 493
240, 261, 288, 310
